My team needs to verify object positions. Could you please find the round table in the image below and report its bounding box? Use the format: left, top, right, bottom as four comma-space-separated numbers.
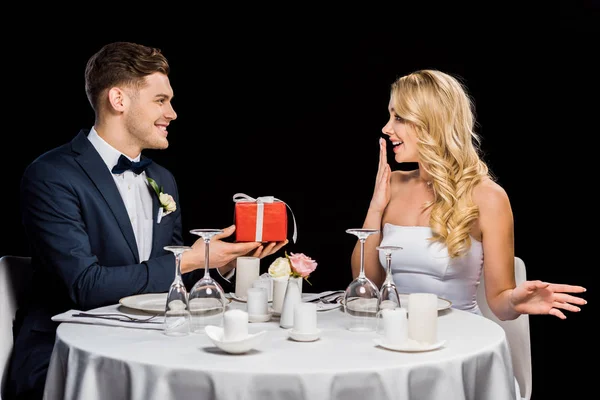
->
44, 301, 517, 400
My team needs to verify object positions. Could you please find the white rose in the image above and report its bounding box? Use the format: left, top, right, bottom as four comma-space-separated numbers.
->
159, 193, 177, 213
268, 257, 291, 278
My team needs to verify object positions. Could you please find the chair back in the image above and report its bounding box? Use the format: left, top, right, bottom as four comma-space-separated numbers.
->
0, 255, 32, 400
476, 256, 532, 400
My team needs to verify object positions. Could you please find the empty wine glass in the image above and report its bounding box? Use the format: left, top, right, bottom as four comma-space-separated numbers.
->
163, 245, 193, 336
343, 228, 381, 332
188, 229, 227, 333
375, 245, 403, 335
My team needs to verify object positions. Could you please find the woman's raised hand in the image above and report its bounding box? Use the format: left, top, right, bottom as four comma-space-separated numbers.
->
369, 138, 392, 214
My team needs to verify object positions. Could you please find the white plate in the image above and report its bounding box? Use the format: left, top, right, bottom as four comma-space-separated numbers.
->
119, 293, 230, 314
205, 325, 267, 354
119, 293, 167, 314
343, 295, 452, 313
288, 328, 321, 342
374, 338, 446, 352
398, 294, 452, 311
229, 292, 273, 303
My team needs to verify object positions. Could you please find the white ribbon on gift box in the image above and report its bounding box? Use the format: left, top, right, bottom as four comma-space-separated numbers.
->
233, 193, 297, 243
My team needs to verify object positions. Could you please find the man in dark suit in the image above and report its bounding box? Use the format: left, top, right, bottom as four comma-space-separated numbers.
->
7, 41, 287, 400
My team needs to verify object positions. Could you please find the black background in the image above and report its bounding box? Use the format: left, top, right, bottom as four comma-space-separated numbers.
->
3, 6, 597, 399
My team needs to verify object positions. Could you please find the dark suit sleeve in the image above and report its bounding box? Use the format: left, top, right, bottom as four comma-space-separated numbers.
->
21, 161, 177, 310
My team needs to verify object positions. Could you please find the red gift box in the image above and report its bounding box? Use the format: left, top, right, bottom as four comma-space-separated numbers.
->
233, 194, 297, 243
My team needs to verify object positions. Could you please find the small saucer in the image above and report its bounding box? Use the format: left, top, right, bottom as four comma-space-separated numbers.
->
205, 325, 267, 354
248, 311, 272, 323
288, 328, 321, 342
373, 338, 446, 352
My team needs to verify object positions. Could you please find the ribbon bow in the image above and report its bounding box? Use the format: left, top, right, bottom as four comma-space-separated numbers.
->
233, 193, 298, 243
111, 155, 153, 175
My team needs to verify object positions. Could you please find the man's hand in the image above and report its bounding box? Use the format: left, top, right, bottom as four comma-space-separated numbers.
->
180, 225, 258, 273
180, 225, 289, 274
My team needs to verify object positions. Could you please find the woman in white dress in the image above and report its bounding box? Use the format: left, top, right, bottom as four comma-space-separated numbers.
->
351, 69, 586, 320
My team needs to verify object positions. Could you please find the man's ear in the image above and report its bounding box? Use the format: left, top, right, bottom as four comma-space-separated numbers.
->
107, 87, 128, 112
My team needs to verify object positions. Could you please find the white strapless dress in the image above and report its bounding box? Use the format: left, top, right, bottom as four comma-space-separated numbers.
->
378, 223, 484, 315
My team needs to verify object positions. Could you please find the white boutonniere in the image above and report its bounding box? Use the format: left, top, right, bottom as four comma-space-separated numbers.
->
147, 177, 176, 223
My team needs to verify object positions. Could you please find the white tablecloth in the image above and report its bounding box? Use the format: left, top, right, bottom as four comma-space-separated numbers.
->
44, 301, 516, 400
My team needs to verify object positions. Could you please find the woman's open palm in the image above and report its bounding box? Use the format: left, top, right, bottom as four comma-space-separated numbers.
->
511, 280, 587, 319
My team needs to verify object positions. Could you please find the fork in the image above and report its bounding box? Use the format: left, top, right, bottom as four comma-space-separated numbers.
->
307, 290, 344, 303
318, 294, 343, 305
72, 312, 160, 323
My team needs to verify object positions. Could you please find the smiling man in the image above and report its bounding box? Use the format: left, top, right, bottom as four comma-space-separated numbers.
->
8, 42, 287, 400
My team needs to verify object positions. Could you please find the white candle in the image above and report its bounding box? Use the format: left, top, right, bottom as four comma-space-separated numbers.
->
235, 257, 260, 299
223, 309, 248, 342
252, 275, 273, 301
246, 287, 268, 316
271, 276, 289, 314
293, 302, 317, 333
407, 293, 438, 344
382, 308, 408, 345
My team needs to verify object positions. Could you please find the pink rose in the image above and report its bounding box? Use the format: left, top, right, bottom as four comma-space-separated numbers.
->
288, 252, 317, 278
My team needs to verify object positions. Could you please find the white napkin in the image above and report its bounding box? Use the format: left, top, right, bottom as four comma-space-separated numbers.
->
51, 304, 163, 330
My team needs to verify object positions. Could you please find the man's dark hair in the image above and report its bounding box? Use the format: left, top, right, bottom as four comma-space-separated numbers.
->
84, 41, 170, 112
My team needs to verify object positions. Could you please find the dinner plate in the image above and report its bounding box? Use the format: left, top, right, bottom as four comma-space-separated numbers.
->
119, 293, 168, 314
398, 294, 452, 311
343, 295, 452, 313
120, 293, 231, 314
374, 338, 447, 352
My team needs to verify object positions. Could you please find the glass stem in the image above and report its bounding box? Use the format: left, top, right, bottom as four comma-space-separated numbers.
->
358, 239, 366, 278
204, 239, 211, 278
174, 252, 183, 283
385, 255, 394, 283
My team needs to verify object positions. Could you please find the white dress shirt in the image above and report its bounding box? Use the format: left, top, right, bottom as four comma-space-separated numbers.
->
87, 128, 236, 282
87, 128, 153, 262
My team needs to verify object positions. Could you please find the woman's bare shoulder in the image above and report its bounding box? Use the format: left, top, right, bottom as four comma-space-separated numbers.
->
473, 178, 511, 211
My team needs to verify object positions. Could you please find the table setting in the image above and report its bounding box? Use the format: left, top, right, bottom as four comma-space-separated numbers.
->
43, 227, 517, 400
50, 231, 453, 348
45, 296, 516, 400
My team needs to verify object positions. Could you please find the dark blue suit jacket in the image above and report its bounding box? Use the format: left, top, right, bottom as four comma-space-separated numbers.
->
8, 129, 207, 398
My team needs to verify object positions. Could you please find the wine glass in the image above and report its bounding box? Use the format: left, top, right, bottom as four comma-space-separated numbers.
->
375, 245, 403, 335
188, 229, 228, 333
343, 228, 381, 332
163, 245, 193, 336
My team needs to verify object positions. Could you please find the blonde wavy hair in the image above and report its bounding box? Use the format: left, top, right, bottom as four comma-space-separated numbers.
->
391, 70, 492, 258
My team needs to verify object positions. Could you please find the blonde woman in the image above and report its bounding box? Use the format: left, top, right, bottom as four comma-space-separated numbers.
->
352, 69, 586, 321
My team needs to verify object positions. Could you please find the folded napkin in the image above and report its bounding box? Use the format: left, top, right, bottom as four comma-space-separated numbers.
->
51, 304, 163, 331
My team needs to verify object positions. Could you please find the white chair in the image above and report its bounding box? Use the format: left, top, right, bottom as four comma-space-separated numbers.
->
0, 255, 32, 400
476, 256, 532, 400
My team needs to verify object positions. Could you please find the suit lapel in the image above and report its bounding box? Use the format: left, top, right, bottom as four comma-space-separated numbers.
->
72, 131, 140, 262
146, 166, 163, 257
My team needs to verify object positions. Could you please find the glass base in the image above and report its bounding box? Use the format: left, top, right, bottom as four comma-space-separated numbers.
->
345, 314, 377, 332
164, 330, 189, 337
348, 326, 375, 332
190, 309, 225, 333
163, 311, 191, 336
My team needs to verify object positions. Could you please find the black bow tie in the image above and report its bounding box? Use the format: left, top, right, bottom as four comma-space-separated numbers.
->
111, 155, 153, 175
